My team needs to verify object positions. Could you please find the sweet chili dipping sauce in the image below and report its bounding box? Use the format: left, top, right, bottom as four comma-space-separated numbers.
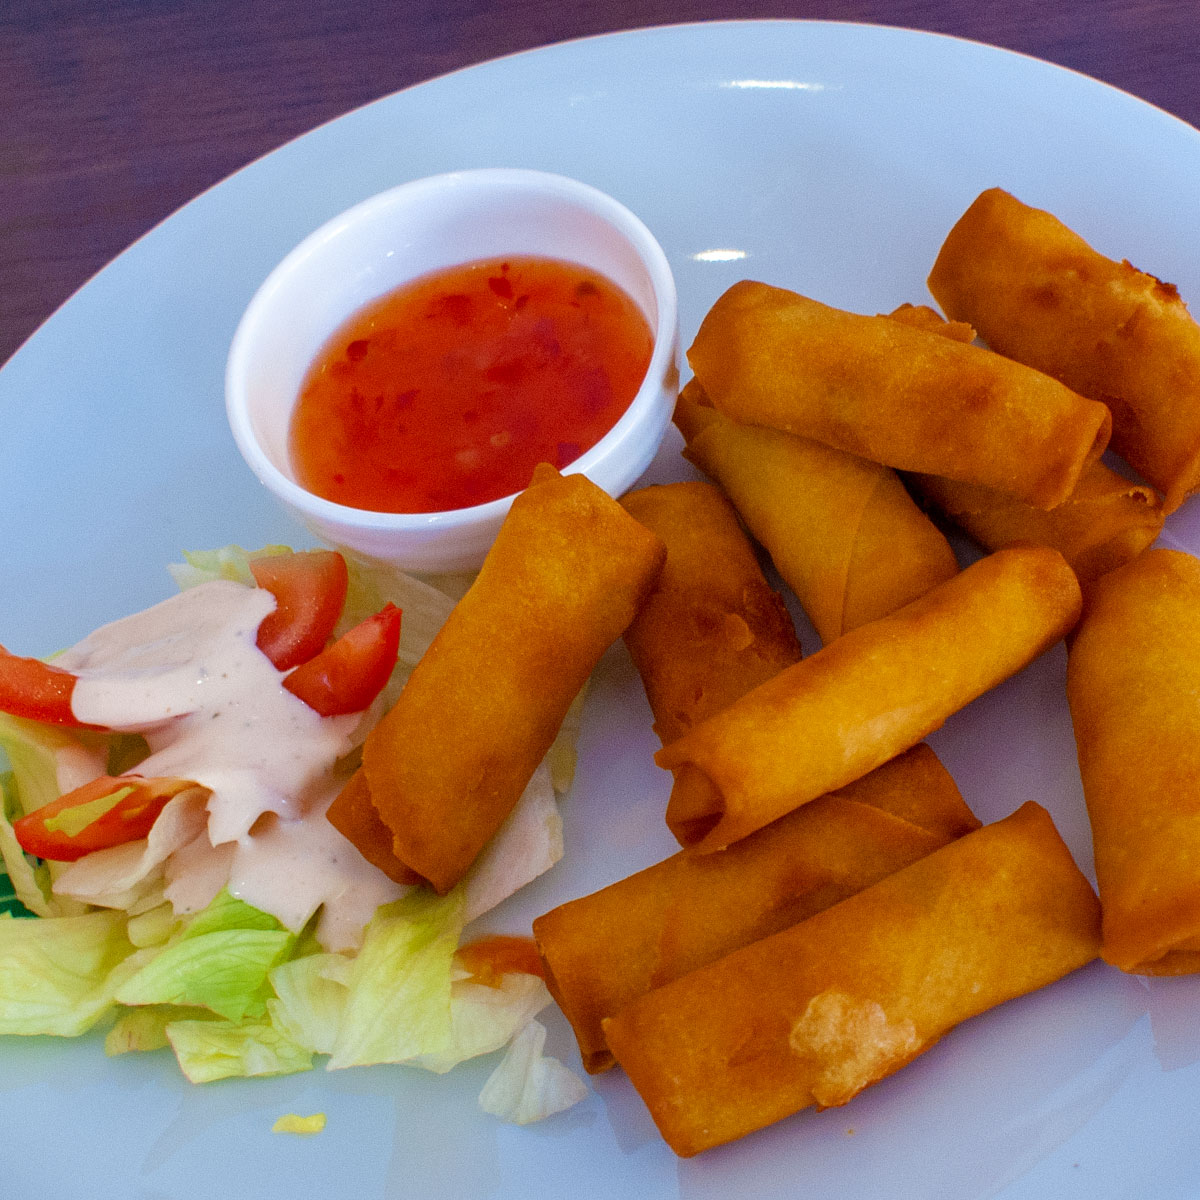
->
289, 256, 654, 513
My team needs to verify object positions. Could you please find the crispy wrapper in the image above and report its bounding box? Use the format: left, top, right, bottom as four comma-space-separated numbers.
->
928, 187, 1200, 513
687, 280, 1110, 510
358, 464, 666, 893
619, 480, 802, 744
603, 801, 1100, 1157
885, 301, 976, 343
911, 461, 1163, 587
657, 544, 1081, 852
1066, 548, 1200, 974
533, 744, 978, 1072
675, 381, 959, 643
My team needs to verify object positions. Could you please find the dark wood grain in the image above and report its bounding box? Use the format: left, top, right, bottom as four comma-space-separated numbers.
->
2, 0, 1197, 365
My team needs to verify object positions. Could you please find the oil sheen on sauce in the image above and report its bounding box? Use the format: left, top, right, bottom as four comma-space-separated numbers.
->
55, 580, 405, 950
289, 255, 654, 513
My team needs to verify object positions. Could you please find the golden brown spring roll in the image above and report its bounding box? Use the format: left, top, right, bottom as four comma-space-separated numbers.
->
358, 464, 665, 893
618, 480, 803, 744
911, 461, 1163, 587
687, 280, 1111, 510
658, 543, 1081, 852
887, 299, 1163, 584
1066, 548, 1200, 974
603, 801, 1101, 1157
675, 381, 959, 643
928, 187, 1200, 513
533, 744, 978, 1072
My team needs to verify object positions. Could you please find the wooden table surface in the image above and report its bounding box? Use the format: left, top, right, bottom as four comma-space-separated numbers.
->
3, 0, 1198, 367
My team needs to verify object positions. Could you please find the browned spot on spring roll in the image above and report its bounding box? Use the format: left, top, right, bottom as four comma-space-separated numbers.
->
911, 461, 1163, 587
533, 744, 977, 1073
1067, 548, 1200, 974
675, 381, 959, 644
687, 280, 1110, 510
619, 480, 802, 745
928, 187, 1200, 513
360, 464, 666, 893
657, 544, 1081, 852
603, 802, 1100, 1157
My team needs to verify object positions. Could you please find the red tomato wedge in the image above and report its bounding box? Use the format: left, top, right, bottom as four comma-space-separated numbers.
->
457, 935, 547, 987
250, 550, 349, 671
282, 603, 402, 716
0, 646, 89, 727
13, 774, 198, 862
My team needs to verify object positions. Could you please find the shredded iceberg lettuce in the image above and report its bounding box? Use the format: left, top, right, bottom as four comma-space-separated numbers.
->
412, 971, 552, 1075
166, 1017, 313, 1083
0, 544, 590, 1124
477, 1018, 590, 1125
167, 544, 290, 590
0, 909, 140, 1036
327, 888, 464, 1068
114, 890, 296, 1022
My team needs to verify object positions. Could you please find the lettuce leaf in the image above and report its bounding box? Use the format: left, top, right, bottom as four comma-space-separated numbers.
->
266, 952, 351, 1056
411, 971, 551, 1075
327, 888, 464, 1069
104, 1002, 213, 1055
114, 889, 295, 1022
0, 909, 139, 1036
167, 544, 289, 590
477, 1018, 588, 1124
165, 1017, 312, 1083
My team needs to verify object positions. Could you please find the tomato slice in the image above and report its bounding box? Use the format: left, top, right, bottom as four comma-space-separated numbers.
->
250, 550, 349, 671
457, 935, 547, 987
283, 603, 401, 716
0, 646, 89, 727
13, 774, 197, 862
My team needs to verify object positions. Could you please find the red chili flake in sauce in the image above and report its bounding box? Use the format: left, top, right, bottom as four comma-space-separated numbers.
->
289, 256, 654, 513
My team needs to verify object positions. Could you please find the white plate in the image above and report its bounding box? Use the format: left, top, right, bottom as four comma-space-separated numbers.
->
4, 19, 1200, 1200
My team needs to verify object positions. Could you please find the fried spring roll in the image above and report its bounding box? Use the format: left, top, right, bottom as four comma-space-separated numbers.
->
928, 187, 1200, 513
533, 744, 978, 1072
687, 281, 1111, 509
675, 381, 959, 643
603, 802, 1101, 1157
911, 461, 1163, 587
886, 299, 1163, 584
618, 481, 803, 745
1066, 548, 1200, 974
358, 464, 666, 893
658, 544, 1081, 852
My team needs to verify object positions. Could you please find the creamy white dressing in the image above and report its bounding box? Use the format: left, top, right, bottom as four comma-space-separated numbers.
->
51, 578, 384, 948
162, 833, 234, 915
59, 582, 275, 726
58, 581, 359, 844
226, 790, 407, 952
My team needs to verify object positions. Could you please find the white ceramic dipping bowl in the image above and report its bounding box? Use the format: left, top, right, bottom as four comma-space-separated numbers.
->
226, 168, 679, 573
